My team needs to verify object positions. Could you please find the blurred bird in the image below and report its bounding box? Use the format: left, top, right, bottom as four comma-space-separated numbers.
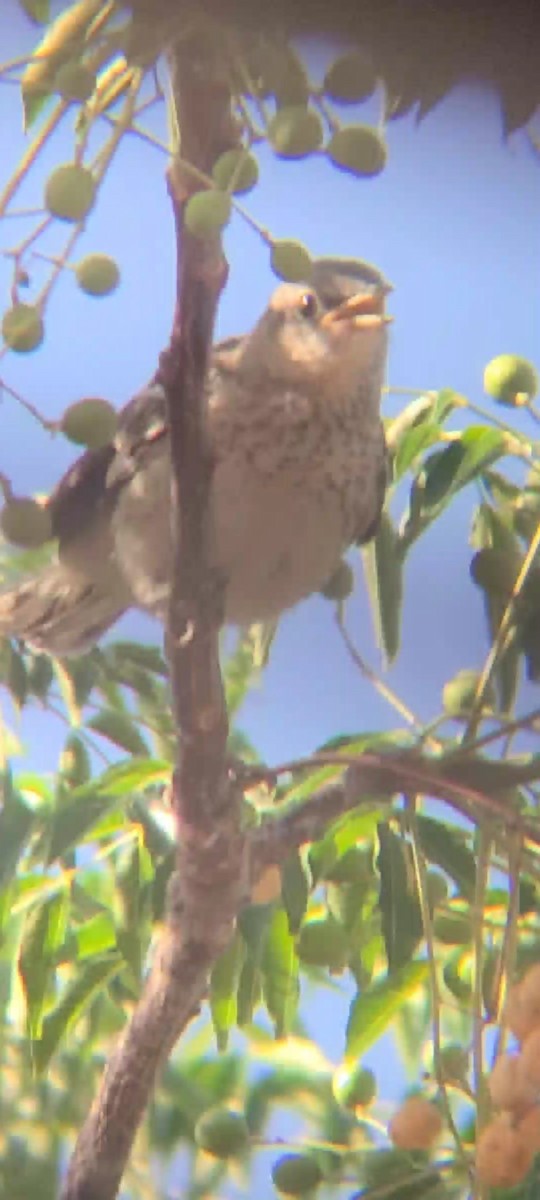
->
0, 258, 391, 655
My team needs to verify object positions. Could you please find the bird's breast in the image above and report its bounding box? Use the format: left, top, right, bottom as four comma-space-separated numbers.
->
111, 391, 383, 626
212, 410, 382, 624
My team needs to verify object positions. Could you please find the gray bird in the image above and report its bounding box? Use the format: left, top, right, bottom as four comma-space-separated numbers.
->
0, 258, 390, 655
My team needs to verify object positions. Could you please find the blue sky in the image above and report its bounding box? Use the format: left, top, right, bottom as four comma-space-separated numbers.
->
0, 2, 539, 1102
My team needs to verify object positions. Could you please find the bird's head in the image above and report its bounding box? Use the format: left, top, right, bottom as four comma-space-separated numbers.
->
240, 257, 392, 401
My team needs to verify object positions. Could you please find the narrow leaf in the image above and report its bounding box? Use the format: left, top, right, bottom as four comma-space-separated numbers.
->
76, 911, 116, 960
87, 709, 149, 755
281, 851, 311, 935
46, 789, 122, 862
103, 642, 167, 676
415, 814, 476, 900
261, 906, 299, 1037
21, 0, 101, 128
34, 953, 122, 1072
19, 890, 69, 1038
346, 961, 429, 1057
422, 427, 506, 511
210, 932, 246, 1050
20, 0, 50, 20
236, 957, 262, 1027
362, 510, 403, 663
7, 645, 28, 708
0, 775, 37, 889
377, 825, 423, 971
94, 758, 170, 797
422, 442, 466, 507
393, 422, 440, 480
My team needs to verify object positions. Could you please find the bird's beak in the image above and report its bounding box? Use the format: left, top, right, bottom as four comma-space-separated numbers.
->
321, 285, 393, 330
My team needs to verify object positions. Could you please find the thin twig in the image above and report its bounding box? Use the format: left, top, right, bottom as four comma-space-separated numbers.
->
470, 825, 492, 1147
335, 608, 440, 745
407, 800, 473, 1183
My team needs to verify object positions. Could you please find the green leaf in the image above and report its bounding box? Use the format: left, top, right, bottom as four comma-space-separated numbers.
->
19, 0, 50, 21
237, 905, 270, 1025
21, 0, 101, 128
19, 890, 69, 1038
101, 641, 167, 676
60, 733, 91, 786
310, 806, 382, 883
280, 763, 347, 807
422, 441, 466, 507
53, 659, 83, 724
87, 708, 149, 755
377, 825, 423, 971
6, 644, 28, 708
115, 841, 153, 976
385, 395, 434, 454
45, 789, 122, 862
0, 774, 37, 889
422, 427, 506, 510
281, 850, 311, 935
327, 878, 373, 936
34, 953, 122, 1072
261, 906, 299, 1037
346, 961, 429, 1058
26, 652, 53, 698
94, 758, 170, 797
472, 501, 521, 559
236, 956, 262, 1027
76, 911, 117, 960
210, 932, 246, 1050
442, 950, 472, 1003
361, 510, 403, 663
415, 814, 476, 900
21, 88, 54, 130
393, 422, 440, 480
431, 388, 460, 423
130, 798, 174, 862
239, 903, 272, 954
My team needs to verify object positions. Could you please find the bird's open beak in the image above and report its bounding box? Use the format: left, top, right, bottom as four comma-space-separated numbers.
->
321, 286, 393, 330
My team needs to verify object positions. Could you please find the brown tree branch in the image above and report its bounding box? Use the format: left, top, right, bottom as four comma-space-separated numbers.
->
61, 30, 244, 1200
250, 751, 540, 878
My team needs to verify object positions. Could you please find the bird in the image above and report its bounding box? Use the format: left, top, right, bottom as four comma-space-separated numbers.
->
0, 257, 391, 656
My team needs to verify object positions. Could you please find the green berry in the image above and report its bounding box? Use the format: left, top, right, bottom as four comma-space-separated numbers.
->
327, 125, 387, 177
75, 253, 120, 296
45, 163, 95, 222
272, 1154, 322, 1195
212, 149, 259, 194
483, 354, 538, 407
1, 498, 52, 548
194, 1107, 249, 1159
268, 107, 323, 158
333, 1061, 377, 1108
184, 190, 232, 238
271, 239, 313, 283
324, 54, 377, 103
61, 398, 117, 449
2, 304, 43, 352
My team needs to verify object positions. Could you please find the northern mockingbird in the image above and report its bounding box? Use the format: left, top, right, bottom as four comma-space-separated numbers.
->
0, 258, 390, 655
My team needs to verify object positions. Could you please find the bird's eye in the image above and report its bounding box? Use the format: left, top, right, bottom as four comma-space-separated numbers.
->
298, 291, 318, 320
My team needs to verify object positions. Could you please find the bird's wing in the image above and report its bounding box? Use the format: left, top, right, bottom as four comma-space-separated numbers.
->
48, 442, 116, 547
47, 335, 247, 551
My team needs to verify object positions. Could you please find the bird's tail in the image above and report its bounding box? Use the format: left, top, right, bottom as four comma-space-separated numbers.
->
0, 563, 128, 656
